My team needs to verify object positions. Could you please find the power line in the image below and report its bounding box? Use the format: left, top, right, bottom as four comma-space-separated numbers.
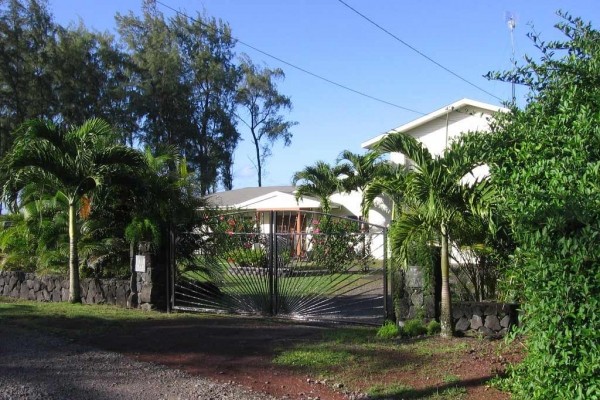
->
154, 0, 426, 115
336, 0, 503, 102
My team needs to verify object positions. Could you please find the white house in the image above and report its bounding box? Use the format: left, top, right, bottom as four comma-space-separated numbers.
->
361, 98, 508, 165
204, 98, 506, 259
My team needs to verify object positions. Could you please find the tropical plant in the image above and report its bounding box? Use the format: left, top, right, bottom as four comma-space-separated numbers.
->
472, 13, 600, 398
291, 161, 351, 213
1, 118, 145, 302
336, 150, 384, 216
370, 132, 495, 337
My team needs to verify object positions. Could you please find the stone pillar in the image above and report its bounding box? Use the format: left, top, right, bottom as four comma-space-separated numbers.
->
391, 265, 406, 322
137, 242, 167, 311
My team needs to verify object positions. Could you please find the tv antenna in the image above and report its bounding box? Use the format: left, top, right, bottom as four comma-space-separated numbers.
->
505, 12, 517, 103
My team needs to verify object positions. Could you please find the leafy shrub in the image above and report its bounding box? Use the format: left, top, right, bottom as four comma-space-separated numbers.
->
376, 320, 399, 339
230, 247, 267, 268
466, 14, 600, 398
309, 217, 366, 273
401, 319, 427, 337
426, 320, 441, 335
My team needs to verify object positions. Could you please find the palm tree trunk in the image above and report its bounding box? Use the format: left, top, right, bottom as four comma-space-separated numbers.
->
440, 223, 453, 338
68, 201, 81, 303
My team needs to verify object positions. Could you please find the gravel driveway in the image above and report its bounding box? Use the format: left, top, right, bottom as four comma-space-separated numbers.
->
0, 326, 276, 400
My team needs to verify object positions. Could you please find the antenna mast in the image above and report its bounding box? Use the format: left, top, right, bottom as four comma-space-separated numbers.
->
506, 12, 517, 103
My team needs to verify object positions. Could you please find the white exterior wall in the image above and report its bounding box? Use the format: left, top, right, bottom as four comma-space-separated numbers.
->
390, 107, 494, 166
328, 190, 390, 260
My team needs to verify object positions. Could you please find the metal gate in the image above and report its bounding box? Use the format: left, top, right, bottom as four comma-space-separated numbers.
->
171, 210, 389, 324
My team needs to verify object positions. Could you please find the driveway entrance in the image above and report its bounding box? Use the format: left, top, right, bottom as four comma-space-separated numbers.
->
171, 210, 390, 324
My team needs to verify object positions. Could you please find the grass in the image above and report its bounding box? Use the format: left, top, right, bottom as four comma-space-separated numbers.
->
273, 347, 353, 368
0, 296, 201, 338
182, 269, 366, 297
376, 320, 400, 339
429, 386, 467, 399
442, 373, 460, 383
272, 324, 480, 397
367, 383, 415, 398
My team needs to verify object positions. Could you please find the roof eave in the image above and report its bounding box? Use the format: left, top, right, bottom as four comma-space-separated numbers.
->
361, 98, 510, 150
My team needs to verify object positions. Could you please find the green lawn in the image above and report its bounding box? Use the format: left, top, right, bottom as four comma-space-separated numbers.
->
181, 268, 369, 297
0, 296, 201, 338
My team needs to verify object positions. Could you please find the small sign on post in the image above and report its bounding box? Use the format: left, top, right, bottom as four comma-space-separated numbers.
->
135, 255, 146, 272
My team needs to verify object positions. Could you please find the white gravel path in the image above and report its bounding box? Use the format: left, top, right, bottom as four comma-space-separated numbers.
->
0, 326, 278, 400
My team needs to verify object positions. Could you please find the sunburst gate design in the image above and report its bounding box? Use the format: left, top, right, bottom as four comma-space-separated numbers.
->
173, 210, 390, 325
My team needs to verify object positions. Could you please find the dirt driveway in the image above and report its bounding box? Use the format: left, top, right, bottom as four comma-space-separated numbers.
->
39, 315, 350, 399
1, 306, 518, 400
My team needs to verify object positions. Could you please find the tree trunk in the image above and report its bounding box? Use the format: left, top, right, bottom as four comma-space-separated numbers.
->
68, 201, 81, 303
439, 223, 453, 338
128, 240, 138, 308
252, 127, 262, 187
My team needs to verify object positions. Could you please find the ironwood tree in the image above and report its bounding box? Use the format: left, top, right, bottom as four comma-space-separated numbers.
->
236, 55, 296, 187
116, 3, 240, 194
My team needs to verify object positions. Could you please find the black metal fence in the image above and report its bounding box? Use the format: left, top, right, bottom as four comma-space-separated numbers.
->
171, 210, 389, 324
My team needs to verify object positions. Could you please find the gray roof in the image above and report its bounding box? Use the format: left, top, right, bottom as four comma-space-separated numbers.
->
204, 186, 296, 207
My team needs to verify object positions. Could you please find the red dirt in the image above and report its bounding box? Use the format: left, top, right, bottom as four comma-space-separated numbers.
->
81, 316, 522, 399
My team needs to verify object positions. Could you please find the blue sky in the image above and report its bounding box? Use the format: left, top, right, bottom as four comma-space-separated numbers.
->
50, 0, 599, 190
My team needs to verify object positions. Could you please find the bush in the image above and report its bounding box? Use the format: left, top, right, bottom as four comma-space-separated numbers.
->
376, 320, 400, 339
426, 320, 441, 335
466, 14, 600, 397
401, 319, 427, 337
310, 217, 365, 273
231, 247, 267, 268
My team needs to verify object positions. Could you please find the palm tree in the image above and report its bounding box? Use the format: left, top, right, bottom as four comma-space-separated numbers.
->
291, 161, 351, 213
1, 118, 145, 303
362, 161, 408, 218
370, 132, 494, 337
336, 150, 384, 217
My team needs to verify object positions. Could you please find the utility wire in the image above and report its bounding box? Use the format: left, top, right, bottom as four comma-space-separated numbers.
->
336, 0, 503, 102
154, 0, 426, 115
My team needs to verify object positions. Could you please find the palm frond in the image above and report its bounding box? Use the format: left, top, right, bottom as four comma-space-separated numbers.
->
373, 132, 433, 170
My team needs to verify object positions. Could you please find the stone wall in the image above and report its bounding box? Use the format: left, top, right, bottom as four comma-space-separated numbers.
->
0, 271, 131, 306
452, 301, 518, 337
0, 269, 164, 310
393, 265, 519, 337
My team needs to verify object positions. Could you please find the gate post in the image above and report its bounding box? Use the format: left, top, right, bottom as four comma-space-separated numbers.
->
268, 210, 275, 315
383, 228, 392, 321
167, 225, 175, 313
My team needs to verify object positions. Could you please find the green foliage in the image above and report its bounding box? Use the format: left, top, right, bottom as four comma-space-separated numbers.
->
401, 319, 427, 337
291, 161, 352, 213
309, 217, 366, 273
1, 1, 296, 194
442, 374, 459, 384
0, 0, 136, 152
0, 119, 145, 300
116, 8, 240, 194
426, 320, 441, 336
272, 348, 352, 368
371, 131, 496, 337
198, 211, 262, 257
470, 13, 600, 398
124, 217, 160, 247
229, 247, 267, 268
376, 320, 400, 339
